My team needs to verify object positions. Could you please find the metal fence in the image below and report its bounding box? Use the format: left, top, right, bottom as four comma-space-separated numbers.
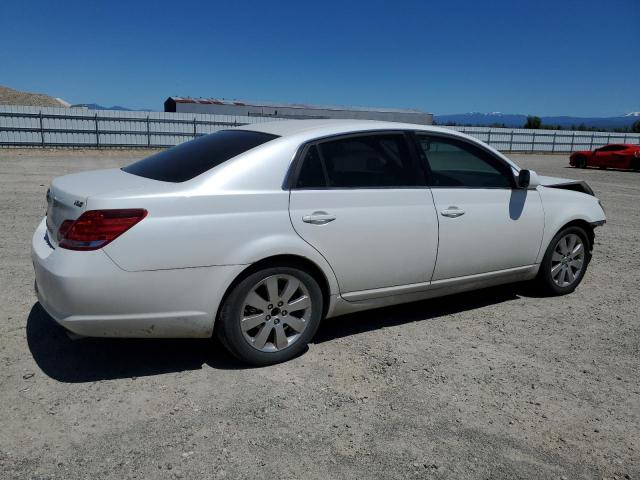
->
1, 105, 639, 152
0, 105, 284, 148
446, 125, 640, 153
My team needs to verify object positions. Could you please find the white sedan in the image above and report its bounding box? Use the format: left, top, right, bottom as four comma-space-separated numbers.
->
32, 120, 606, 365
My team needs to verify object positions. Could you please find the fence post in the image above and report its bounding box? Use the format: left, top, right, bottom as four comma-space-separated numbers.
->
509, 130, 514, 151
193, 117, 197, 139
606, 133, 611, 145
146, 115, 151, 147
39, 111, 45, 146
487, 129, 491, 147
531, 131, 536, 153
570, 131, 574, 152
589, 132, 594, 150
552, 131, 556, 153
94, 113, 100, 149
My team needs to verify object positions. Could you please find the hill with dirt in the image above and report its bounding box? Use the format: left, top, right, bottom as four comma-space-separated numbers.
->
0, 85, 68, 107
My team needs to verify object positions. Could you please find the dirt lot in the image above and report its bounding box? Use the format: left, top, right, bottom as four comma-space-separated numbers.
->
0, 149, 638, 479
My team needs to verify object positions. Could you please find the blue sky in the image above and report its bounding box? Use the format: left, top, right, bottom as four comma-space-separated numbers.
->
1, 0, 638, 116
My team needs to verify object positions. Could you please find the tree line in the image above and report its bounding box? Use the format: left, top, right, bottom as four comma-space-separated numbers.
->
522, 116, 640, 133
436, 117, 640, 133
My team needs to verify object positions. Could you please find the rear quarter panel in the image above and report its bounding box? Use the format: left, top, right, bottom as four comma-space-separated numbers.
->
88, 135, 339, 295
97, 190, 340, 295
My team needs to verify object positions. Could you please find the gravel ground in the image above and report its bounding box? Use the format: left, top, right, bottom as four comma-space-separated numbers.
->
0, 149, 638, 480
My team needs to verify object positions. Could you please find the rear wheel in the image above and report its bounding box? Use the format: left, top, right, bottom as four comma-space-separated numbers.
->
632, 157, 640, 171
216, 267, 323, 366
535, 226, 591, 295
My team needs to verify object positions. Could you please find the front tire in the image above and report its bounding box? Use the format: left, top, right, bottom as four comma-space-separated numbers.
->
216, 266, 323, 366
574, 156, 587, 168
535, 226, 591, 295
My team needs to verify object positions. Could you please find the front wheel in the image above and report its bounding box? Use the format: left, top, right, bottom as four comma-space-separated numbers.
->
535, 226, 591, 295
574, 156, 587, 168
216, 267, 323, 366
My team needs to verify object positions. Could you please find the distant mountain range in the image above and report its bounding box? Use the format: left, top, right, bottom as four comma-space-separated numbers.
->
69, 100, 640, 130
71, 103, 152, 111
434, 112, 640, 129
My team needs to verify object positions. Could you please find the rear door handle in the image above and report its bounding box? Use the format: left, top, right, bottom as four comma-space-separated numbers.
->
302, 211, 336, 225
440, 206, 465, 218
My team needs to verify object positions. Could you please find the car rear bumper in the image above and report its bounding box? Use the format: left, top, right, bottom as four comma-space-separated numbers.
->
32, 218, 246, 338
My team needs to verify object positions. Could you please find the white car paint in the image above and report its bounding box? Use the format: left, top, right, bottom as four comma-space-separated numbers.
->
289, 188, 439, 293
535, 186, 606, 264
430, 188, 545, 280
32, 119, 606, 338
33, 219, 245, 337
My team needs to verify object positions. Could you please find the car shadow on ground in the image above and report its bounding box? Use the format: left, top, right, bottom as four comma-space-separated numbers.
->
26, 303, 242, 383
27, 283, 534, 382
313, 283, 530, 343
563, 165, 639, 173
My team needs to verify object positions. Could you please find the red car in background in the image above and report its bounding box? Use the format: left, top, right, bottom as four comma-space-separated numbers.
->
570, 144, 640, 170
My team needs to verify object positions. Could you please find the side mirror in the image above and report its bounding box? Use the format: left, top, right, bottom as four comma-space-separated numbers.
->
517, 170, 530, 188
517, 169, 540, 189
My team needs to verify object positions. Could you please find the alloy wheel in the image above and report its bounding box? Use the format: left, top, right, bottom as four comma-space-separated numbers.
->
550, 233, 585, 287
240, 274, 312, 352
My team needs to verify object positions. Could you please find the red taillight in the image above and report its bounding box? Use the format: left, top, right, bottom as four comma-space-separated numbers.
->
57, 219, 74, 241
58, 209, 147, 251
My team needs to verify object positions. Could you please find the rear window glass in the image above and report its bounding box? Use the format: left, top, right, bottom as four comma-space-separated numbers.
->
122, 130, 278, 182
296, 145, 326, 188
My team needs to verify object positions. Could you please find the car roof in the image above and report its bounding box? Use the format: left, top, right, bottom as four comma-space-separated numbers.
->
229, 119, 520, 172
234, 119, 465, 140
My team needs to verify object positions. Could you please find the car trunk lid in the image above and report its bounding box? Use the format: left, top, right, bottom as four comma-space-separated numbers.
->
45, 168, 159, 246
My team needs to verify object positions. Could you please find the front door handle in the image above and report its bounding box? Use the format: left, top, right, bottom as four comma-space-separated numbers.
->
440, 206, 465, 218
302, 211, 336, 225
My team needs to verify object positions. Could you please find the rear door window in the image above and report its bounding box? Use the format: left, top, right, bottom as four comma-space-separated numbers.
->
294, 133, 424, 188
123, 130, 278, 182
295, 145, 327, 188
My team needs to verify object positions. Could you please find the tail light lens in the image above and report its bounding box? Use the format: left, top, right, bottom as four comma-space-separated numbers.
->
58, 209, 147, 251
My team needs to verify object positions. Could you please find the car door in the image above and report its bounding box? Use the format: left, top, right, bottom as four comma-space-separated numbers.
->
288, 132, 439, 296
593, 146, 611, 168
413, 133, 544, 281
594, 145, 627, 169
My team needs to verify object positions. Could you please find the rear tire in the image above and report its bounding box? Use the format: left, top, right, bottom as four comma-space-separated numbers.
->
632, 158, 640, 171
216, 266, 323, 366
535, 226, 591, 296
